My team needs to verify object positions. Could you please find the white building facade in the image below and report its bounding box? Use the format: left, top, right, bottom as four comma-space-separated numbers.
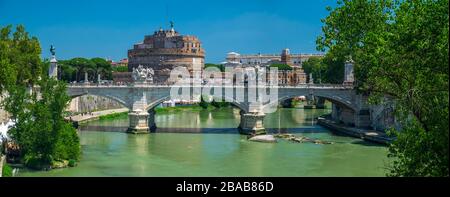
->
224, 50, 324, 68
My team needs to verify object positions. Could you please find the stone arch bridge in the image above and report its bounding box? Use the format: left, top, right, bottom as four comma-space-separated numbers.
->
67, 84, 375, 134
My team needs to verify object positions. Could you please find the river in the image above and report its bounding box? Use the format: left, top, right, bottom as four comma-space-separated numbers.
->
17, 106, 389, 177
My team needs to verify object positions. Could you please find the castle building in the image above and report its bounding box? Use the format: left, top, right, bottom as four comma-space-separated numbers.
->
128, 25, 205, 83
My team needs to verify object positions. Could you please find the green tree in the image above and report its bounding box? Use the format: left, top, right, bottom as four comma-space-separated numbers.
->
317, 0, 393, 88
302, 55, 345, 84
302, 56, 322, 83
270, 63, 292, 71
0, 25, 42, 92
318, 0, 449, 176
205, 63, 225, 72
68, 57, 96, 82
91, 57, 112, 81
58, 60, 77, 82
4, 78, 80, 169
59, 57, 113, 82
35, 78, 80, 164
112, 65, 128, 73
0, 25, 80, 169
321, 53, 345, 84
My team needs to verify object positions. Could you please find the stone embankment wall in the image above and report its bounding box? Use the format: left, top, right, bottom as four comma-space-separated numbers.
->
68, 95, 124, 113
2, 94, 124, 119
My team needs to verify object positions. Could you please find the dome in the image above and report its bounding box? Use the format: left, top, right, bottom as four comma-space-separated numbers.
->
227, 52, 240, 56
282, 48, 290, 55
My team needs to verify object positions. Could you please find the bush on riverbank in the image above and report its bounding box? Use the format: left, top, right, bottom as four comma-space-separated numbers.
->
98, 112, 128, 120
199, 95, 229, 109
2, 163, 13, 177
10, 80, 81, 170
155, 105, 208, 113
0, 25, 80, 170
155, 102, 231, 114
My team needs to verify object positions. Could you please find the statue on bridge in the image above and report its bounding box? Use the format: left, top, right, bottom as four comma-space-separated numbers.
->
48, 45, 58, 79
50, 45, 56, 56
132, 65, 154, 84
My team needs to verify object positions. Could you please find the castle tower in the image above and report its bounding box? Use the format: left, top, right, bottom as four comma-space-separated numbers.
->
281, 48, 292, 66
128, 24, 205, 84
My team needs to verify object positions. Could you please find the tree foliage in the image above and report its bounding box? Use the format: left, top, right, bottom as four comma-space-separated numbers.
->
205, 63, 225, 72
0, 25, 80, 169
91, 57, 113, 80
318, 0, 449, 176
302, 55, 344, 84
112, 65, 128, 73
59, 57, 112, 82
0, 25, 42, 92
270, 63, 292, 71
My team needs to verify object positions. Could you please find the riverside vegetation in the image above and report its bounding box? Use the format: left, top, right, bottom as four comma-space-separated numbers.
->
0, 25, 80, 170
317, 0, 448, 176
0, 0, 448, 177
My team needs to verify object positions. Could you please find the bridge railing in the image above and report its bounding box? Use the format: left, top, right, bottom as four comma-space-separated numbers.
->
279, 83, 354, 89
67, 82, 354, 89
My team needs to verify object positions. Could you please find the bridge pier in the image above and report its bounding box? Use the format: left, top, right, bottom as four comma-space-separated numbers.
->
304, 95, 315, 109
238, 110, 266, 135
354, 109, 371, 129
128, 109, 150, 134
148, 108, 157, 132
315, 97, 326, 109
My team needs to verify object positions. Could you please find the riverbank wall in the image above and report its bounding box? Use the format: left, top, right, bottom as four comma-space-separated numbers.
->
317, 117, 393, 145
67, 108, 129, 126
3, 94, 124, 123
68, 95, 124, 113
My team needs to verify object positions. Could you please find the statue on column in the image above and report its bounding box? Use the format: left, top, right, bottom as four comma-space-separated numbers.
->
343, 58, 355, 85
50, 45, 56, 56
48, 45, 58, 79
309, 73, 314, 84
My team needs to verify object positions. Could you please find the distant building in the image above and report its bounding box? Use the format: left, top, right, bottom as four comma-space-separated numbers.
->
128, 24, 205, 84
223, 49, 321, 85
111, 58, 128, 67
225, 49, 323, 67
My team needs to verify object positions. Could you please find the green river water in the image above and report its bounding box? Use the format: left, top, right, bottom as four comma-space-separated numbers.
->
17, 107, 389, 177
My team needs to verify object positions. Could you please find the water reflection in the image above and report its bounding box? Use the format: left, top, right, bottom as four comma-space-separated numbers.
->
79, 107, 332, 133
17, 106, 389, 177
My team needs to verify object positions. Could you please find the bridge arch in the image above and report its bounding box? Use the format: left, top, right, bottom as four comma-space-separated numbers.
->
262, 93, 357, 113
144, 95, 248, 112
66, 84, 366, 134
69, 92, 130, 110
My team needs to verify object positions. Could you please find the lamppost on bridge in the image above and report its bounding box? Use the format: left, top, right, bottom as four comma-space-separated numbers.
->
318, 63, 322, 84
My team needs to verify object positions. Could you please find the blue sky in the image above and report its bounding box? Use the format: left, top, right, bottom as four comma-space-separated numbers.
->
0, 0, 336, 63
